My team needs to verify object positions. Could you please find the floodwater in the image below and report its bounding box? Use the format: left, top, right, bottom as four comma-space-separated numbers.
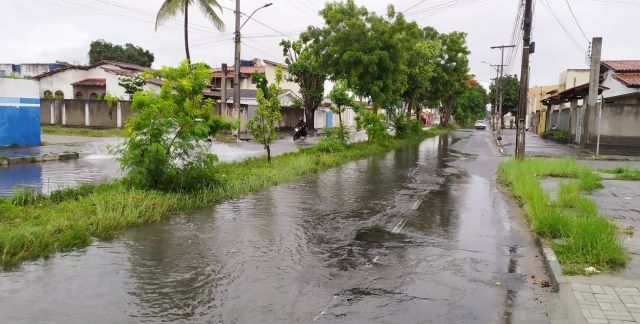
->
0, 131, 550, 323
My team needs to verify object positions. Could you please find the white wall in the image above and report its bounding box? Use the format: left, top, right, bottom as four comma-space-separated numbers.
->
20, 64, 50, 78
264, 64, 300, 94
0, 78, 39, 97
601, 71, 640, 100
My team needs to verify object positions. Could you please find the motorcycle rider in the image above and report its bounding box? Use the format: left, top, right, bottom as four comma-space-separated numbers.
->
295, 117, 307, 137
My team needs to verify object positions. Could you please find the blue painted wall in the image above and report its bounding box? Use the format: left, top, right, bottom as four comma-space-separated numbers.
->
0, 96, 41, 147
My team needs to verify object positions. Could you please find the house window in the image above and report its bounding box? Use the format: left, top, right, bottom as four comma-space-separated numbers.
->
90, 93, 99, 100
43, 90, 53, 99
251, 78, 257, 84
75, 91, 84, 99
100, 93, 106, 99
54, 91, 64, 99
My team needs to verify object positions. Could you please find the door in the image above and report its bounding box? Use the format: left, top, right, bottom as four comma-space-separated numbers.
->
325, 111, 333, 128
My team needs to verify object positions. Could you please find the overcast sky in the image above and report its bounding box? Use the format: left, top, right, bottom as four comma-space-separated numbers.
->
2, 0, 638, 90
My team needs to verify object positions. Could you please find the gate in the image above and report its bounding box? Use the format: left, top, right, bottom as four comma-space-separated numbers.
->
325, 110, 333, 128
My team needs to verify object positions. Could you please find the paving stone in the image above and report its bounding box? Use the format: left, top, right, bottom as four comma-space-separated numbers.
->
607, 316, 635, 321
627, 304, 640, 310
604, 310, 632, 317
623, 321, 637, 324
582, 309, 593, 318
632, 296, 640, 304
581, 304, 605, 311
590, 309, 606, 319
604, 286, 617, 295
616, 287, 640, 293
609, 320, 624, 324
573, 283, 594, 293
580, 300, 601, 306
618, 291, 640, 296
634, 313, 640, 321
583, 292, 597, 301
597, 294, 622, 301
575, 291, 586, 300
591, 285, 606, 294
620, 296, 636, 304
586, 319, 608, 323
600, 302, 614, 311
613, 303, 630, 312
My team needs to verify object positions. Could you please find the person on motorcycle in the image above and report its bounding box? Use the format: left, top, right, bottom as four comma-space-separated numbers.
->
295, 117, 307, 137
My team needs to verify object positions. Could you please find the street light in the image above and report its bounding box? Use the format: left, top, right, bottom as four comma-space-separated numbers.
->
233, 2, 272, 139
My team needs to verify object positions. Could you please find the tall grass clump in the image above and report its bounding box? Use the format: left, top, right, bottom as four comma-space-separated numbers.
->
600, 166, 640, 181
498, 157, 627, 274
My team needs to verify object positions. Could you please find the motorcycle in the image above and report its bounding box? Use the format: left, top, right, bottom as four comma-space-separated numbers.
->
293, 126, 307, 141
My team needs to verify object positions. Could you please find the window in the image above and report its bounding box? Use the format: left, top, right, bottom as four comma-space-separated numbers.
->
75, 91, 84, 99
90, 93, 99, 100
54, 91, 64, 99
100, 93, 106, 99
43, 90, 53, 99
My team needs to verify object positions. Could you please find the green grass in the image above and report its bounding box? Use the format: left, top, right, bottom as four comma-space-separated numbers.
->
599, 166, 640, 181
498, 157, 627, 275
41, 125, 124, 137
0, 128, 449, 267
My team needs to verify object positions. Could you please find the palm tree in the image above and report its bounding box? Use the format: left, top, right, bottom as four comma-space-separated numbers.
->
155, 0, 225, 62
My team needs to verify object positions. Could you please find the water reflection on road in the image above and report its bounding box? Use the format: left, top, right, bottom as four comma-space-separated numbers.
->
0, 131, 549, 323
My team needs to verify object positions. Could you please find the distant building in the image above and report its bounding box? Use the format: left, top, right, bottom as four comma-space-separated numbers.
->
0, 63, 67, 78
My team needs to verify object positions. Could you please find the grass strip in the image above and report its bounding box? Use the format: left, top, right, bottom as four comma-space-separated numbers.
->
0, 128, 449, 266
599, 166, 640, 181
498, 157, 627, 275
41, 125, 124, 137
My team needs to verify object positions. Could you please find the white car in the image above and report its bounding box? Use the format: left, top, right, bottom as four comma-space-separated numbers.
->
474, 120, 486, 129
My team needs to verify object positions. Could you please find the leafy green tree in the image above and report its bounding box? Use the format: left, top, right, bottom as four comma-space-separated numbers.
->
424, 29, 471, 127
251, 70, 269, 99
155, 0, 225, 62
246, 65, 285, 163
88, 40, 155, 67
281, 39, 326, 130
453, 80, 489, 126
110, 60, 235, 189
309, 1, 417, 112
118, 75, 147, 99
489, 74, 520, 120
328, 80, 354, 143
400, 30, 441, 120
55, 60, 70, 66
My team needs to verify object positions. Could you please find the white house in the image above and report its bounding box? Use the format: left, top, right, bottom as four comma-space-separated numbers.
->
32, 61, 162, 99
600, 60, 640, 103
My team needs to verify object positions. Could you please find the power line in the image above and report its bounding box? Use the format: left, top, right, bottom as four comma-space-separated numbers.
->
219, 5, 297, 40
284, 0, 324, 24
564, 0, 590, 42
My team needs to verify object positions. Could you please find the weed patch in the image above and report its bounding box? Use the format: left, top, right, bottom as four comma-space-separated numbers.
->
498, 157, 626, 274
41, 125, 124, 137
600, 166, 640, 181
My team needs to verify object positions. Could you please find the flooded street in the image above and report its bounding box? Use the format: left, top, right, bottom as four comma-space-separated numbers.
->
0, 131, 551, 323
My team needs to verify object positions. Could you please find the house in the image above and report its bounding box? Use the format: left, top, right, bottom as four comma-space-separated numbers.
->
527, 84, 558, 133
211, 58, 300, 95
31, 61, 162, 99
0, 63, 66, 78
539, 60, 640, 153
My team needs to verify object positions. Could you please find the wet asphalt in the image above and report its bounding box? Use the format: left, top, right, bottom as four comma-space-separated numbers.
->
0, 130, 552, 323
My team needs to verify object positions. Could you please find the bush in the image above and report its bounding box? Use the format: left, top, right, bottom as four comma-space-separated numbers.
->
555, 130, 569, 140
540, 130, 554, 138
390, 114, 422, 139
354, 109, 391, 146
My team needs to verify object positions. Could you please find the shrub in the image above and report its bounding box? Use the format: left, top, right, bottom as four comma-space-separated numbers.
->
540, 130, 554, 139
555, 130, 569, 140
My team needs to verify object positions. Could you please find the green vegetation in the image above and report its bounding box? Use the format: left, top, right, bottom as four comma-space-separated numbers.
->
600, 166, 640, 181
246, 65, 284, 163
498, 157, 627, 275
0, 127, 448, 266
41, 125, 124, 137
88, 39, 155, 67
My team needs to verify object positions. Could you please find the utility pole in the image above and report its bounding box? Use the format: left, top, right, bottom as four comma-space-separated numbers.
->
233, 0, 241, 140
581, 37, 602, 148
483, 62, 505, 131
491, 45, 516, 135
515, 0, 534, 158
221, 63, 227, 119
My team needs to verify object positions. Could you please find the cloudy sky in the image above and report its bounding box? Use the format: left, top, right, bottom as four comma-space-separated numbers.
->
2, 0, 637, 90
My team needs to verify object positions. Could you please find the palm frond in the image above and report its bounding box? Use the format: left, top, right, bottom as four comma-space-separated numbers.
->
196, 0, 226, 31
155, 0, 185, 30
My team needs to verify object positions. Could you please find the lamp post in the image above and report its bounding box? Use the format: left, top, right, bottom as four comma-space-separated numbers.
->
233, 2, 272, 140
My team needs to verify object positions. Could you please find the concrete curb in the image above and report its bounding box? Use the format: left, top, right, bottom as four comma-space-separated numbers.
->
0, 152, 80, 167
537, 237, 568, 293
491, 131, 508, 156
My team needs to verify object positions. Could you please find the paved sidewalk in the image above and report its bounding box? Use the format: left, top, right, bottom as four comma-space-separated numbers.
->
496, 129, 592, 158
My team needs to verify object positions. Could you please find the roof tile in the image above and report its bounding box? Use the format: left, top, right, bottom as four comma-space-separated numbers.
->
613, 73, 640, 88
602, 60, 640, 72
70, 78, 106, 86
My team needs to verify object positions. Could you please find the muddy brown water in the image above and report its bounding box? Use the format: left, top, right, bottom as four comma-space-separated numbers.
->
0, 132, 550, 323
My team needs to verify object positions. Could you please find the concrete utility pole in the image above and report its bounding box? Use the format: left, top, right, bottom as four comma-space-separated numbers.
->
233, 1, 273, 140
515, 0, 534, 158
482, 61, 505, 131
491, 45, 516, 136
221, 63, 227, 119
581, 37, 602, 148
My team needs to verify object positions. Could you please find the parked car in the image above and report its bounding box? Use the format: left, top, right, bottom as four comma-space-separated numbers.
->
475, 120, 486, 130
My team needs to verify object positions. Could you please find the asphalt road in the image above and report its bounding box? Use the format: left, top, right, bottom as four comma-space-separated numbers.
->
0, 129, 552, 323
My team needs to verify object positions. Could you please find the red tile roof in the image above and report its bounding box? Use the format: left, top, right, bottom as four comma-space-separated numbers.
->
613, 73, 640, 88
601, 60, 640, 73
32, 60, 153, 80
211, 66, 265, 78
70, 78, 106, 86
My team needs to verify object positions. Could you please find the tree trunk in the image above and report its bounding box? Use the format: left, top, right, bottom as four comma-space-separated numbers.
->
442, 97, 454, 127
267, 146, 271, 163
338, 108, 344, 141
184, 2, 191, 63
305, 102, 315, 131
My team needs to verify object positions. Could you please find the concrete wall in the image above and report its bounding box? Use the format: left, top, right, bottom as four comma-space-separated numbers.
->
120, 101, 134, 126
596, 103, 640, 147
278, 108, 305, 131
0, 78, 41, 146
88, 100, 117, 127
557, 109, 570, 132
65, 100, 86, 126
40, 99, 133, 128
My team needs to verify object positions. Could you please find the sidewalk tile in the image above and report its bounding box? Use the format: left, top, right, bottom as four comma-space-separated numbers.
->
592, 285, 606, 294
621, 296, 636, 304
581, 300, 601, 306
632, 296, 640, 304
634, 313, 640, 321
604, 286, 618, 295
613, 303, 630, 312
597, 294, 622, 301
590, 309, 606, 319
600, 302, 613, 311
616, 288, 640, 293
575, 291, 586, 300
584, 292, 597, 301
604, 310, 632, 317
585, 319, 608, 323
574, 283, 594, 293
582, 309, 593, 318
607, 316, 634, 321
